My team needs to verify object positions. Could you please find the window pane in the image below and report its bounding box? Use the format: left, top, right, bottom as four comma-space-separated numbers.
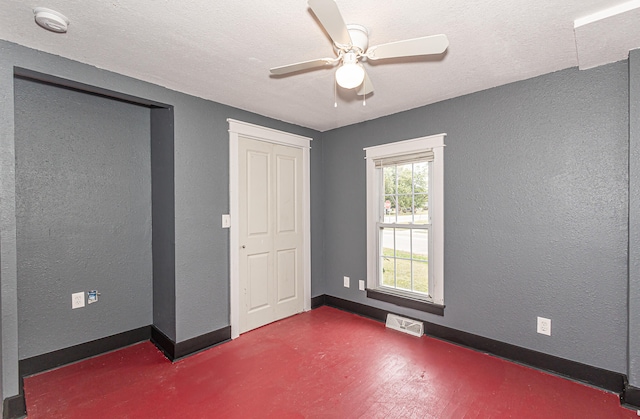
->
406, 196, 422, 224
381, 227, 395, 257
412, 229, 428, 261
383, 195, 397, 223
383, 166, 396, 195
381, 256, 395, 287
393, 229, 411, 289
397, 194, 412, 224
413, 162, 428, 194
395, 258, 412, 291
397, 164, 412, 197
412, 261, 429, 294
395, 228, 410, 259
414, 161, 429, 224
414, 194, 429, 224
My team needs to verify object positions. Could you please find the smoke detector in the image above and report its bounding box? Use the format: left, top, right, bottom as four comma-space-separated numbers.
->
33, 7, 69, 33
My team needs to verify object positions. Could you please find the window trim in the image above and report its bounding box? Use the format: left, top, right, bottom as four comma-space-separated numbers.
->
364, 134, 445, 309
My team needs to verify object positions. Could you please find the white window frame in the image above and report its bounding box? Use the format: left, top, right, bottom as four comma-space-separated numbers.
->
365, 133, 445, 305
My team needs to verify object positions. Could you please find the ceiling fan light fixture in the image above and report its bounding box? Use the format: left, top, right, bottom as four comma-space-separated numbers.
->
335, 52, 365, 89
335, 63, 365, 89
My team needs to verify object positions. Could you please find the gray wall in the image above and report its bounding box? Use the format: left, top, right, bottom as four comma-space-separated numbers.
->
1, 47, 20, 396
321, 62, 629, 373
311, 136, 326, 297
0, 40, 321, 398
14, 78, 153, 359
151, 107, 176, 339
629, 49, 640, 387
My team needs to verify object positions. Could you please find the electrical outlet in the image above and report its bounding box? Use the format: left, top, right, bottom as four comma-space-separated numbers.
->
72, 292, 85, 309
359, 280, 365, 291
343, 276, 350, 288
537, 316, 551, 336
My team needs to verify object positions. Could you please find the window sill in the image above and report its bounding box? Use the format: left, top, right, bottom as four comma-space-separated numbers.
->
366, 289, 445, 316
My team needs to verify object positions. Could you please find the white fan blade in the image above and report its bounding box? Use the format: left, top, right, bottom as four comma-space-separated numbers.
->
367, 34, 449, 60
270, 58, 336, 75
356, 71, 374, 95
308, 0, 352, 47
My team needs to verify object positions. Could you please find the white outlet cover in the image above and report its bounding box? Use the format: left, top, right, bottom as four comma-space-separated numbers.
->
343, 276, 350, 288
537, 316, 551, 336
359, 280, 365, 291
72, 291, 85, 309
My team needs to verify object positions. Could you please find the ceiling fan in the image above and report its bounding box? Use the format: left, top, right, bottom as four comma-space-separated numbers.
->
270, 0, 449, 96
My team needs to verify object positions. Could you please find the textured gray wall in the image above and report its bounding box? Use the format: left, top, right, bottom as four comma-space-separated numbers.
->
321, 62, 629, 373
0, 39, 321, 397
311, 136, 326, 297
1, 52, 20, 396
629, 49, 640, 387
14, 78, 153, 359
150, 107, 176, 339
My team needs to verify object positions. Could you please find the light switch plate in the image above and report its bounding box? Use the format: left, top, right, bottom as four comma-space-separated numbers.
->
222, 214, 231, 228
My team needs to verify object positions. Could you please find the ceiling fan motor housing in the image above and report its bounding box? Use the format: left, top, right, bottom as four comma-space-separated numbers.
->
344, 24, 369, 53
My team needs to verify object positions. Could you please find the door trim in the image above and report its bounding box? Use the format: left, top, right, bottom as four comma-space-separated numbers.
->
228, 119, 312, 339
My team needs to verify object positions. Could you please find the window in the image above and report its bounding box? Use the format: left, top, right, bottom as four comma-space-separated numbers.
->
365, 134, 445, 314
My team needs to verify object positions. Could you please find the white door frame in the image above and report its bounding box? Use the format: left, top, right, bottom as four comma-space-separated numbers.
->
228, 119, 312, 339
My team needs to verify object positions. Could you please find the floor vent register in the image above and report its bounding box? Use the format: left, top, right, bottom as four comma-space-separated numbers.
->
385, 313, 424, 337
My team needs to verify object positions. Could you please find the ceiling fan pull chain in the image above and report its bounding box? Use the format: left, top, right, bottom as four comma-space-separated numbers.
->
334, 77, 338, 108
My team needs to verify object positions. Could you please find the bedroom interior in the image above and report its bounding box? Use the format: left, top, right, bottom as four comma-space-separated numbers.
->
1, 0, 640, 417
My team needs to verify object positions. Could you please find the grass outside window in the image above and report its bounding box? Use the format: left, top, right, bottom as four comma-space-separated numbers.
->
381, 248, 428, 294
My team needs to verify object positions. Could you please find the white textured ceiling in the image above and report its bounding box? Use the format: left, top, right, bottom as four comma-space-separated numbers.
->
1, 0, 639, 131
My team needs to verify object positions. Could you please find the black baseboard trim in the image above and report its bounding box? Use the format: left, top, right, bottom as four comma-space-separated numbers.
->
2, 394, 26, 419
318, 294, 626, 394
423, 322, 625, 393
19, 326, 151, 378
150, 326, 176, 360
622, 384, 640, 410
175, 326, 231, 360
311, 295, 326, 309
151, 325, 231, 362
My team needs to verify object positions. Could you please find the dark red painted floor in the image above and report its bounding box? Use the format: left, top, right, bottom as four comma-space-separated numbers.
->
24, 306, 636, 418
